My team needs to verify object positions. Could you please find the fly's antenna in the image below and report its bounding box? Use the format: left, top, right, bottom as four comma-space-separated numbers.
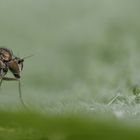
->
18, 80, 28, 109
22, 54, 34, 60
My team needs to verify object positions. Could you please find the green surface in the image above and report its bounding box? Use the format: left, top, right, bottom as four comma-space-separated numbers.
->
0, 110, 140, 140
0, 0, 140, 139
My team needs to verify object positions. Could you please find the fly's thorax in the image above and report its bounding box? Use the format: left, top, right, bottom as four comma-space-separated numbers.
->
0, 48, 13, 62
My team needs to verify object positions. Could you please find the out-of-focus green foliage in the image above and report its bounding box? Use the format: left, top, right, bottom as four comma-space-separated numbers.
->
0, 110, 140, 140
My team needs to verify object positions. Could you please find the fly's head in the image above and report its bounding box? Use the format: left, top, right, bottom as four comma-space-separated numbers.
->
8, 57, 24, 79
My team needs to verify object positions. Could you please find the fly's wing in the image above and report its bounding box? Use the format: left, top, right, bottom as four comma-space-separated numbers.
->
0, 48, 13, 62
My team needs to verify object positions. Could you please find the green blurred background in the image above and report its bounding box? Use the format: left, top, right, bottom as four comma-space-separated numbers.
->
0, 0, 140, 139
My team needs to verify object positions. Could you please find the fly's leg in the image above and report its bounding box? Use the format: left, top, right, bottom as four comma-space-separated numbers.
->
2, 77, 17, 81
0, 60, 8, 87
0, 77, 3, 93
0, 78, 3, 86
0, 77, 17, 86
2, 77, 27, 109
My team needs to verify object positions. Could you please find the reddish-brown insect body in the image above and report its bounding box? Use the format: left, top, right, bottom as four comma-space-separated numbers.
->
0, 48, 24, 79
0, 47, 26, 108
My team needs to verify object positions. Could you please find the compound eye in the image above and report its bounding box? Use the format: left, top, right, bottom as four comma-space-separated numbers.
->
18, 59, 24, 64
18, 61, 20, 64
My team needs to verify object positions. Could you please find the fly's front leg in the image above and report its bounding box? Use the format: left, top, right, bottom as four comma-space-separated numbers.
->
2, 77, 18, 81
0, 76, 18, 87
1, 76, 27, 109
